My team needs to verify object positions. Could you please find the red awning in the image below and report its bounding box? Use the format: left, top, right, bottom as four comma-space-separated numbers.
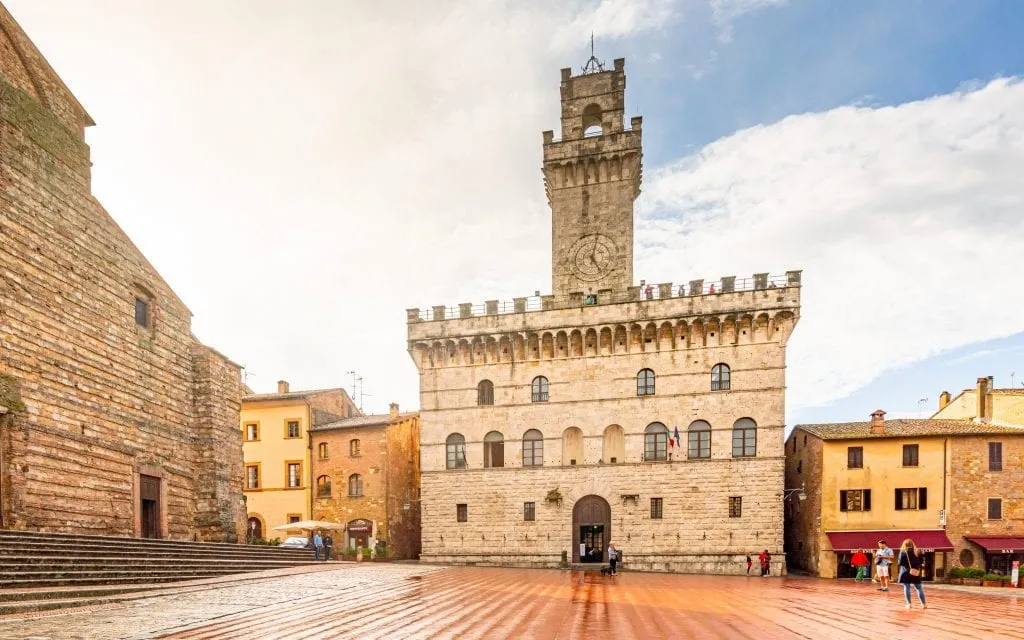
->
826, 530, 954, 552
965, 537, 1024, 554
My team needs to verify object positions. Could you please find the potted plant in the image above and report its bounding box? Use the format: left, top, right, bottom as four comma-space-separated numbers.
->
982, 573, 1003, 587
947, 567, 964, 585
961, 567, 985, 586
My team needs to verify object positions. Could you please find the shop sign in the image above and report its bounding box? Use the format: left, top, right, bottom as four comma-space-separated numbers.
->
348, 519, 373, 534
1012, 561, 1020, 587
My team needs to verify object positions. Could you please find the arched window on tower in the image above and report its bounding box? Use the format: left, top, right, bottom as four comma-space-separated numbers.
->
688, 420, 712, 459
446, 433, 467, 469
644, 422, 669, 461
531, 376, 549, 402
477, 380, 494, 406
732, 418, 757, 457
523, 429, 544, 467
637, 369, 655, 396
484, 431, 504, 468
582, 103, 603, 137
711, 363, 731, 391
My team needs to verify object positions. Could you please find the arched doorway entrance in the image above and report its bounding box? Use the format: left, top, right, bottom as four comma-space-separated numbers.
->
572, 495, 611, 563
247, 516, 263, 542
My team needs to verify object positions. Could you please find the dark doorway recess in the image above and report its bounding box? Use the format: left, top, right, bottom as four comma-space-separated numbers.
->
140, 474, 161, 539
572, 495, 611, 563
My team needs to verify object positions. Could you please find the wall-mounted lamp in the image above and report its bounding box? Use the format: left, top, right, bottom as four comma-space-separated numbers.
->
783, 481, 807, 502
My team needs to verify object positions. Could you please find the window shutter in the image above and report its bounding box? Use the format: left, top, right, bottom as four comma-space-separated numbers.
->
918, 487, 927, 510
895, 489, 902, 510
839, 490, 848, 512
864, 489, 871, 511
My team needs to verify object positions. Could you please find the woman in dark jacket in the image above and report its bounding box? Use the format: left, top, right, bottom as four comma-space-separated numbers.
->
897, 539, 927, 609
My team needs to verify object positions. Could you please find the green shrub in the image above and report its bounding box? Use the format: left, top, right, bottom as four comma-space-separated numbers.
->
959, 567, 986, 579
982, 573, 1004, 582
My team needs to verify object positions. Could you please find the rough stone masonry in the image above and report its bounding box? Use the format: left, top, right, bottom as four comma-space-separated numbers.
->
0, 3, 245, 541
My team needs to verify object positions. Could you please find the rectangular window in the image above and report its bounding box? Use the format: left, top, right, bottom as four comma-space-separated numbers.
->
245, 423, 259, 441
895, 487, 927, 510
839, 489, 872, 512
988, 498, 1002, 520
288, 514, 301, 524
989, 442, 1002, 472
847, 446, 863, 469
456, 503, 468, 523
651, 498, 663, 519
318, 442, 328, 459
728, 496, 742, 518
286, 462, 301, 488
134, 297, 150, 328
902, 444, 919, 467
286, 420, 301, 439
245, 465, 260, 490
350, 439, 361, 457
524, 502, 535, 521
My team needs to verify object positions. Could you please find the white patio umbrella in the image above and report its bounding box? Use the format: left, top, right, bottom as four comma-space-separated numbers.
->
271, 520, 345, 531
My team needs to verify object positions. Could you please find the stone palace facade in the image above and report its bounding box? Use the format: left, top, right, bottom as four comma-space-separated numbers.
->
406, 57, 801, 574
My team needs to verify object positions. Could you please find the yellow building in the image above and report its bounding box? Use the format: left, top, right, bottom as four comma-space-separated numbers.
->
933, 376, 1024, 425
786, 407, 1024, 580
241, 381, 358, 540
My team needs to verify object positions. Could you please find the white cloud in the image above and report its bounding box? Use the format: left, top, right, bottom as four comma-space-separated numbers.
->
710, 0, 787, 42
640, 78, 1024, 414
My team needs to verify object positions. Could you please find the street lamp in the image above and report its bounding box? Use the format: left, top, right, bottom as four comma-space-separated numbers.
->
783, 481, 807, 502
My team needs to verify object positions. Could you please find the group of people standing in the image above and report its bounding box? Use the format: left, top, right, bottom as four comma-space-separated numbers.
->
312, 531, 333, 561
746, 550, 773, 576
850, 539, 927, 609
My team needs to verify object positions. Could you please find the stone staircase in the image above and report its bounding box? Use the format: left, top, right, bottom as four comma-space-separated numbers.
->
0, 530, 321, 615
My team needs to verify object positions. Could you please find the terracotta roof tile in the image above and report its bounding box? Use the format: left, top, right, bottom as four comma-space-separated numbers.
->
242, 387, 347, 403
796, 419, 1024, 441
311, 412, 418, 432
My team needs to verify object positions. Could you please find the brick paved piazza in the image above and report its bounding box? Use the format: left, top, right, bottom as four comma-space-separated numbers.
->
1, 564, 1022, 640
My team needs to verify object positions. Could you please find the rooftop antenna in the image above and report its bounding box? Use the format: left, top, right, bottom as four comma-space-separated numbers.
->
917, 397, 929, 418
1010, 371, 1015, 388
581, 33, 605, 74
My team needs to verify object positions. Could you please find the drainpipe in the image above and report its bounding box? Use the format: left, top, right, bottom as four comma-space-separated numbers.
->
306, 400, 314, 521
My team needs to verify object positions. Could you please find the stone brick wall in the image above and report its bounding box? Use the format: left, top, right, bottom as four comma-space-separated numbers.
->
0, 8, 243, 541
784, 429, 824, 575
947, 434, 1024, 570
386, 414, 421, 560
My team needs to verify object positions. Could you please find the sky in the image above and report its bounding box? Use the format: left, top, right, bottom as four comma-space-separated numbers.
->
6, 0, 1024, 424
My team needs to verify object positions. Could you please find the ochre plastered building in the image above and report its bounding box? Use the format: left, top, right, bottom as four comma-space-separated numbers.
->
406, 57, 801, 574
241, 381, 357, 540
787, 378, 1024, 581
0, 3, 244, 540
309, 404, 421, 559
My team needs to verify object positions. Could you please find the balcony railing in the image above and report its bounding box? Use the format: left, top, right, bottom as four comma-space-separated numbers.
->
408, 271, 800, 323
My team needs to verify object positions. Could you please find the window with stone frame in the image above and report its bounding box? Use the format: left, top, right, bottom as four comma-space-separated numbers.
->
456, 503, 468, 522
847, 446, 863, 469
316, 475, 331, 498
902, 444, 919, 467
644, 423, 668, 461
478, 380, 494, 406
687, 420, 711, 459
133, 285, 154, 330
446, 433, 467, 469
245, 464, 260, 490
350, 439, 361, 457
650, 497, 663, 519
729, 496, 742, 518
839, 489, 871, 512
636, 369, 655, 396
285, 420, 301, 439
731, 418, 757, 457
524, 502, 535, 521
989, 442, 1002, 472
244, 423, 259, 441
531, 376, 549, 402
483, 431, 504, 468
522, 429, 544, 466
988, 497, 1002, 520
711, 363, 731, 391
894, 487, 926, 511
286, 462, 302, 488
318, 442, 328, 459
348, 473, 363, 497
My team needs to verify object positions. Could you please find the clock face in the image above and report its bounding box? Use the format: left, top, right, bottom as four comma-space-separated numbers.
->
569, 234, 617, 282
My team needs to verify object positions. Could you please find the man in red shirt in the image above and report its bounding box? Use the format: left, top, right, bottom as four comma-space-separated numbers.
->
851, 549, 870, 582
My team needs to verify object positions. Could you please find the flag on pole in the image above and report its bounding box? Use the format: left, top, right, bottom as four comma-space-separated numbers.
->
674, 426, 681, 448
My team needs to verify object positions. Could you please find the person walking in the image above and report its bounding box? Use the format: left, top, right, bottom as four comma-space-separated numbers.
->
759, 550, 771, 577
746, 554, 753, 575
875, 540, 893, 592
313, 530, 324, 561
897, 539, 927, 609
323, 533, 333, 561
608, 543, 619, 576
851, 549, 869, 582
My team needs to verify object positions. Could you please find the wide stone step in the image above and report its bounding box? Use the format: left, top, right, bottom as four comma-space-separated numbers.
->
0, 583, 165, 603
0, 574, 227, 589
0, 544, 312, 560
0, 558, 319, 572
0, 531, 304, 553
0, 536, 310, 554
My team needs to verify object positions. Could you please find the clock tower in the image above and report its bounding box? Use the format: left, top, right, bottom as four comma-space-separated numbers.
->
542, 57, 643, 298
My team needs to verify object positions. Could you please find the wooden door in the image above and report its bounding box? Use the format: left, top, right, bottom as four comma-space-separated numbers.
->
140, 475, 161, 539
572, 495, 611, 562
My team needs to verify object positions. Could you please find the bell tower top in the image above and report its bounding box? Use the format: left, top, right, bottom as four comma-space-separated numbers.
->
543, 56, 642, 298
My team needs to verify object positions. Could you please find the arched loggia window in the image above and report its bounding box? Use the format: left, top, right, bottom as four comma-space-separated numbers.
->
478, 380, 494, 406
644, 422, 668, 461
531, 376, 549, 402
711, 363, 731, 391
637, 369, 655, 396
688, 420, 711, 459
446, 433, 467, 469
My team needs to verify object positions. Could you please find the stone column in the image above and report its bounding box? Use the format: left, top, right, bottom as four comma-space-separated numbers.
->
513, 297, 527, 313
485, 300, 499, 315
658, 283, 673, 299
689, 279, 704, 296
431, 305, 447, 321
406, 308, 421, 323
753, 273, 768, 290
721, 276, 736, 293
458, 303, 473, 318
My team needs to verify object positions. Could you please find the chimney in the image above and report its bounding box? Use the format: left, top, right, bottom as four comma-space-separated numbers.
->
870, 410, 886, 434
389, 402, 399, 420
976, 377, 990, 422
277, 380, 290, 394
938, 391, 951, 410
